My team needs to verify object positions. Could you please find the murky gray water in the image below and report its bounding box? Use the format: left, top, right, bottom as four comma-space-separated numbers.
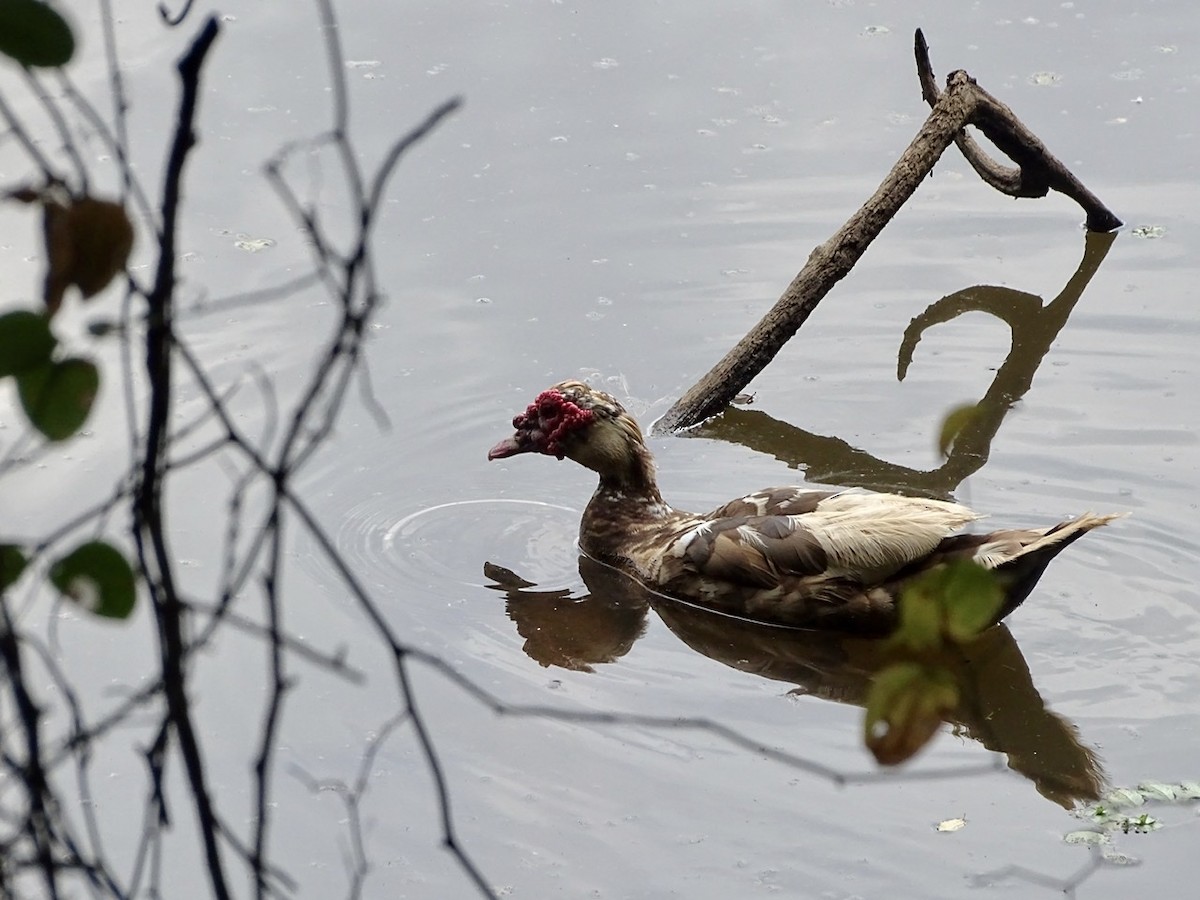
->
3, 1, 1199, 897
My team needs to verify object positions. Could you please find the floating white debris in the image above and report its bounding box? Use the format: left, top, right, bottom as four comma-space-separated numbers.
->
1131, 225, 1166, 239
1029, 71, 1062, 86
1137, 782, 1178, 802
1064, 830, 1108, 845
1102, 787, 1146, 808
936, 817, 967, 832
1176, 781, 1200, 799
1100, 847, 1141, 866
234, 238, 275, 253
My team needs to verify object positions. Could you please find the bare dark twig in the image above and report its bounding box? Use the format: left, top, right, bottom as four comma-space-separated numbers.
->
656, 29, 1121, 433
0, 601, 61, 899
0, 91, 60, 179
179, 595, 364, 682
289, 712, 410, 899
130, 16, 230, 900
158, 0, 195, 27
250, 519, 291, 900
55, 71, 157, 235
20, 69, 89, 192
914, 31, 1121, 227
179, 272, 324, 318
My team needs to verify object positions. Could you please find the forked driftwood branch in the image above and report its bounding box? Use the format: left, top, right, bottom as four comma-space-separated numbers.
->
656, 29, 1121, 434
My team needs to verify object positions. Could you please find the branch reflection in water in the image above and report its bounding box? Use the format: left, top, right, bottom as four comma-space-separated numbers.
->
693, 230, 1117, 498
486, 554, 1104, 810
483, 229, 1116, 811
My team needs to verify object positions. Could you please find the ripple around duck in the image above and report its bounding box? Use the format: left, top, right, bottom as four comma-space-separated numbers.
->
320, 497, 583, 602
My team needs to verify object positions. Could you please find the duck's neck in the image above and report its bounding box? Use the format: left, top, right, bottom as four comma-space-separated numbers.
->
567, 417, 670, 520
578, 436, 673, 567
590, 439, 668, 518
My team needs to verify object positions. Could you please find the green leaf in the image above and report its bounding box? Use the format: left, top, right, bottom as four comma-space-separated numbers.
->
896, 560, 1003, 646
1, 544, 29, 591
864, 662, 959, 765
16, 357, 99, 441
0, 310, 56, 377
49, 540, 136, 619
940, 561, 1003, 640
0, 0, 75, 68
937, 402, 980, 458
892, 574, 943, 652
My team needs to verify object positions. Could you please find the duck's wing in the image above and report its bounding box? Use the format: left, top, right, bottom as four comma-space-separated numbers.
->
705, 487, 839, 519
672, 491, 983, 589
670, 514, 828, 589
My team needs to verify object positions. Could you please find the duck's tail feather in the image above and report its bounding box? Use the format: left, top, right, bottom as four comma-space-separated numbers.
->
988, 512, 1127, 623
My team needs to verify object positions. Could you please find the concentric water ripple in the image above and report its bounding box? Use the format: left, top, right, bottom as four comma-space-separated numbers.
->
385, 498, 582, 590
302, 495, 583, 602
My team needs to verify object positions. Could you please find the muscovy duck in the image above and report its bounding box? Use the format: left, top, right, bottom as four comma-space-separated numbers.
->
487, 380, 1120, 633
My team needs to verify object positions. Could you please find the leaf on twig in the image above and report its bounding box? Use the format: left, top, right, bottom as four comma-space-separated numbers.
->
870, 561, 1001, 763
1, 544, 29, 591
42, 196, 135, 314
49, 540, 137, 619
16, 357, 99, 441
936, 561, 1003, 640
890, 574, 943, 652
864, 662, 959, 765
0, 0, 75, 68
937, 402, 981, 458
893, 559, 1003, 648
0, 309, 56, 377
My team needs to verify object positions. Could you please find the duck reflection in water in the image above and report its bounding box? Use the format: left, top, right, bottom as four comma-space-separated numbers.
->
485, 554, 1105, 810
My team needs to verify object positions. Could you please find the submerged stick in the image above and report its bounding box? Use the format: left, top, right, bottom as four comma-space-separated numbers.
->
656, 29, 1121, 434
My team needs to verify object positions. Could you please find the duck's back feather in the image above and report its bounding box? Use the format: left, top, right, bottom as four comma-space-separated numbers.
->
674, 490, 982, 589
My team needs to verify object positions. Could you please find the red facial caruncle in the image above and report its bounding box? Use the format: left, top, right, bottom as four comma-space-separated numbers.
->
515, 389, 594, 459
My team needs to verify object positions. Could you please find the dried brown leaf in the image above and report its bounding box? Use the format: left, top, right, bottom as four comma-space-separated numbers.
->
41, 196, 134, 314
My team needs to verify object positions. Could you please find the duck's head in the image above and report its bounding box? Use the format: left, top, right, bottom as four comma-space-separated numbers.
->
488, 381, 654, 488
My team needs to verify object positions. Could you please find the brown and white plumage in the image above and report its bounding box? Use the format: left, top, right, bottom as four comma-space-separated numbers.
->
488, 380, 1122, 634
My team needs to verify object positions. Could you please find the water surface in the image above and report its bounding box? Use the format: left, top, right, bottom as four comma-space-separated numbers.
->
2, 1, 1198, 897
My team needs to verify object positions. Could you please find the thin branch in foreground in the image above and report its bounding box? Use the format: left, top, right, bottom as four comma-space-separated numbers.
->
289, 711, 410, 900
130, 15, 231, 900
21, 69, 90, 192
